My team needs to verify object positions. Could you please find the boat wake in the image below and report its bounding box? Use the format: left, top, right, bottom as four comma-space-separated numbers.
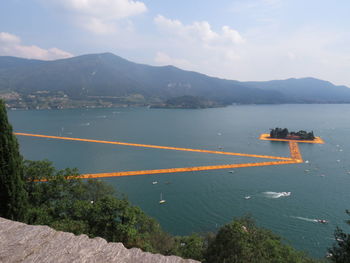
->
262, 191, 291, 198
291, 216, 328, 224
291, 216, 318, 223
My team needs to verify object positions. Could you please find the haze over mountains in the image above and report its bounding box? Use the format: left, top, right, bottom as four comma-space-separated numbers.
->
0, 52, 350, 108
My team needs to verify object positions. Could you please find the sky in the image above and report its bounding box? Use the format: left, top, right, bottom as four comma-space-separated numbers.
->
1, 0, 350, 86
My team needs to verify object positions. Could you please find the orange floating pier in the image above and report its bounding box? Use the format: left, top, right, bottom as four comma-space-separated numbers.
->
77, 160, 298, 180
15, 132, 322, 180
15, 132, 292, 160
289, 142, 303, 162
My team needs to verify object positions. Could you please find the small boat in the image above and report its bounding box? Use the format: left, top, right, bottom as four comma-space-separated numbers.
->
159, 193, 166, 204
316, 219, 328, 224
229, 170, 235, 174
281, 192, 291, 197
244, 196, 251, 200
152, 181, 158, 185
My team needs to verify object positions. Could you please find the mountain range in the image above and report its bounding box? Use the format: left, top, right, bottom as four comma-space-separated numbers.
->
0, 52, 349, 108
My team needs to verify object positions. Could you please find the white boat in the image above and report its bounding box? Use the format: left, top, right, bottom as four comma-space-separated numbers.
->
244, 196, 251, 200
159, 193, 166, 204
152, 181, 158, 185
281, 192, 291, 197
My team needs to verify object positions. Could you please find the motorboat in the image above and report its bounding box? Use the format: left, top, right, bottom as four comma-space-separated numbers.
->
281, 192, 291, 197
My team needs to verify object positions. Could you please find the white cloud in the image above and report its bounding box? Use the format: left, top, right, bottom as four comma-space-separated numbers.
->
0, 32, 73, 60
80, 17, 116, 34
154, 15, 245, 46
149, 13, 350, 87
220, 27, 350, 86
0, 32, 20, 44
151, 15, 245, 77
50, 0, 147, 34
221, 26, 245, 45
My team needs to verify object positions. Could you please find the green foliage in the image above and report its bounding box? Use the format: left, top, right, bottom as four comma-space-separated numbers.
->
23, 160, 170, 253
170, 233, 208, 261
270, 127, 289, 138
205, 216, 317, 263
328, 210, 350, 262
0, 99, 28, 220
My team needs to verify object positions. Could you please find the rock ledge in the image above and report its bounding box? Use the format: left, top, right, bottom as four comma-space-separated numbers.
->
0, 217, 199, 263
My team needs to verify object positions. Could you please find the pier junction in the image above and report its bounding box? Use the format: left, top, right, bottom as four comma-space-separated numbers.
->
15, 132, 324, 180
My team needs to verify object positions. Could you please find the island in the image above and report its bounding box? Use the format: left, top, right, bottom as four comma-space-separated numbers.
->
270, 128, 315, 140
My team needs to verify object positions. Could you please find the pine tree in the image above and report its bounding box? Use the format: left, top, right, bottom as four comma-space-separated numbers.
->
0, 100, 27, 221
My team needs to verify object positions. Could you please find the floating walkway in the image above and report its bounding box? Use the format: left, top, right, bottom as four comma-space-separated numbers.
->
14, 132, 323, 180
289, 141, 303, 161
15, 133, 292, 160
77, 160, 298, 180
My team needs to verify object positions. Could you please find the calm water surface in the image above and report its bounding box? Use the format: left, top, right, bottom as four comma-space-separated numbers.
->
8, 104, 350, 258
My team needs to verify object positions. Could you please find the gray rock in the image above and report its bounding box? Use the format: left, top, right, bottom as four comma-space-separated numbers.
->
0, 217, 200, 263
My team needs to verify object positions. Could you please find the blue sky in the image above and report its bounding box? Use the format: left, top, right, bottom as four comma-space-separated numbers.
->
1, 0, 350, 86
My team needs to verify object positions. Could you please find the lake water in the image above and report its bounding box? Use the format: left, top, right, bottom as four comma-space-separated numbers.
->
8, 104, 350, 258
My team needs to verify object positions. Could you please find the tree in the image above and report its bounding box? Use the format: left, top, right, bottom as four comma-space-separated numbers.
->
205, 216, 317, 263
171, 233, 207, 261
328, 210, 350, 262
0, 100, 28, 221
23, 159, 172, 253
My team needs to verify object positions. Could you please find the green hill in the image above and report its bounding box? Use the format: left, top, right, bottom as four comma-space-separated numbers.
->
0, 53, 349, 108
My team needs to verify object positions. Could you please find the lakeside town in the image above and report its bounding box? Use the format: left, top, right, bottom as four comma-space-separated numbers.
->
0, 91, 149, 110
